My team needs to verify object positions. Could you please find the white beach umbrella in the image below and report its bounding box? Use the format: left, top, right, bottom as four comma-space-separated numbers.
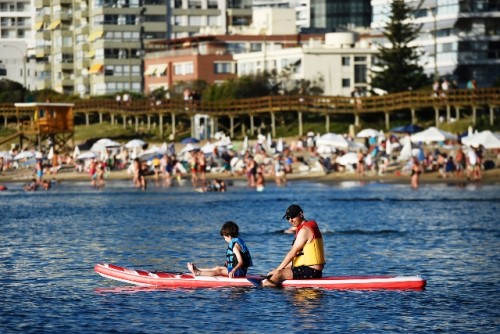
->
91, 140, 121, 152
356, 128, 380, 138
0, 151, 13, 160
179, 143, 200, 155
201, 142, 216, 154
336, 152, 359, 166
410, 127, 456, 144
125, 139, 147, 149
139, 146, 167, 160
461, 130, 500, 149
316, 133, 349, 149
316, 145, 335, 155
77, 151, 97, 160
14, 151, 34, 160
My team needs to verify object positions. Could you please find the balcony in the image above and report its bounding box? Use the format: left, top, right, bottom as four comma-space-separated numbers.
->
35, 45, 51, 58
52, 0, 73, 5
36, 63, 51, 72
53, 11, 73, 22
35, 0, 51, 8
36, 30, 51, 40
37, 78, 52, 89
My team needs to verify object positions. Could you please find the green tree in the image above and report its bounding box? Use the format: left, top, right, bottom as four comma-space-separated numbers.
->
0, 79, 26, 102
371, 0, 430, 93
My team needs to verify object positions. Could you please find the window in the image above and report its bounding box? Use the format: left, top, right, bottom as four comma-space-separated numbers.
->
174, 62, 193, 75
354, 64, 367, 83
342, 57, 350, 66
342, 79, 350, 87
189, 16, 202, 26
214, 62, 232, 74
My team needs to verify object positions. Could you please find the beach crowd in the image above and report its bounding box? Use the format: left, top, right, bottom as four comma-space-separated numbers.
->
0, 128, 498, 192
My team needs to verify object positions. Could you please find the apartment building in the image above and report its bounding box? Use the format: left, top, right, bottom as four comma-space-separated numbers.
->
143, 33, 323, 94
234, 32, 377, 96
253, 0, 372, 33
143, 7, 303, 94
34, 0, 252, 97
371, 0, 500, 88
0, 0, 36, 90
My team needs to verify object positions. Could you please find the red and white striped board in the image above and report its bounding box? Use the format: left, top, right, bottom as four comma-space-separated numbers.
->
94, 263, 426, 290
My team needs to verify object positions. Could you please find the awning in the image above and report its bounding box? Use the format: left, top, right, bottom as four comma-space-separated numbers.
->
144, 65, 157, 76
87, 49, 95, 58
88, 64, 104, 74
47, 20, 61, 30
88, 31, 104, 42
35, 21, 44, 31
156, 64, 167, 75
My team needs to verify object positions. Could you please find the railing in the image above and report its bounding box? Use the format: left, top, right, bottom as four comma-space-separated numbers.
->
0, 88, 498, 125
68, 88, 499, 117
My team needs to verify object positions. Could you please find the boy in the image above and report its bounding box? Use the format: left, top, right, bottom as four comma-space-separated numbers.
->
187, 221, 252, 278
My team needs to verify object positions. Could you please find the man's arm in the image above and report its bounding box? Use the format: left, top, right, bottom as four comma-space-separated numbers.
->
275, 228, 310, 271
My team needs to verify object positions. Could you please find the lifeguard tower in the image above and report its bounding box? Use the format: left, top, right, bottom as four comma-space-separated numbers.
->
13, 102, 75, 151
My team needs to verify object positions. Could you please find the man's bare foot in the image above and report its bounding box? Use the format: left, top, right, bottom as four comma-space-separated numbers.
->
187, 262, 200, 276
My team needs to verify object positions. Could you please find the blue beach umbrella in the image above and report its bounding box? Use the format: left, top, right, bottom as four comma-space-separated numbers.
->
390, 124, 423, 134
181, 137, 200, 144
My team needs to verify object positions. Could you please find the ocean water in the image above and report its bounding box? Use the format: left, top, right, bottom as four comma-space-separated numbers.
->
0, 179, 499, 333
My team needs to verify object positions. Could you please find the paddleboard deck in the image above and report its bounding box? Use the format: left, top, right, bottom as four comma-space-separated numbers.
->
94, 263, 426, 290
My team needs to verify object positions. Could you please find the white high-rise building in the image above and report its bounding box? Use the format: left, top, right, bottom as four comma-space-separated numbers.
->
33, 0, 252, 97
371, 0, 500, 88
0, 0, 36, 91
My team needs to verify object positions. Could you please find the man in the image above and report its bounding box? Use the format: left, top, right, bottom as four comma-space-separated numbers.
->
263, 204, 325, 287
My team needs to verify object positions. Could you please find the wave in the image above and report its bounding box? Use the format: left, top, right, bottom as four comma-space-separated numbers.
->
325, 229, 405, 236
328, 198, 500, 203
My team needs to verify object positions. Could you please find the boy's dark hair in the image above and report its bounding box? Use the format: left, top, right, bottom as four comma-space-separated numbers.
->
220, 221, 239, 238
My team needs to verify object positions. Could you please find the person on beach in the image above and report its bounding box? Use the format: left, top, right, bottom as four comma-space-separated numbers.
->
262, 204, 325, 287
410, 156, 422, 189
187, 221, 253, 278
35, 159, 43, 184
24, 178, 38, 191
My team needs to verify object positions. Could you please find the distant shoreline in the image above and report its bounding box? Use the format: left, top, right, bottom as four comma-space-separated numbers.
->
1, 167, 499, 186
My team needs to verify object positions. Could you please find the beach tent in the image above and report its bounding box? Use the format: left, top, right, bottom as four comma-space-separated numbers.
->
398, 136, 412, 161
47, 146, 54, 160
316, 133, 349, 149
242, 136, 249, 153
410, 127, 456, 144
461, 130, 500, 149
73, 146, 81, 159
276, 138, 283, 152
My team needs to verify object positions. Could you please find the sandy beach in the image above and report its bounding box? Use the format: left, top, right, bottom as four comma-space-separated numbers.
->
2, 163, 499, 186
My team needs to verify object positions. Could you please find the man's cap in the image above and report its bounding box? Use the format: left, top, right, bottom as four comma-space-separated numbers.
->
283, 204, 303, 219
